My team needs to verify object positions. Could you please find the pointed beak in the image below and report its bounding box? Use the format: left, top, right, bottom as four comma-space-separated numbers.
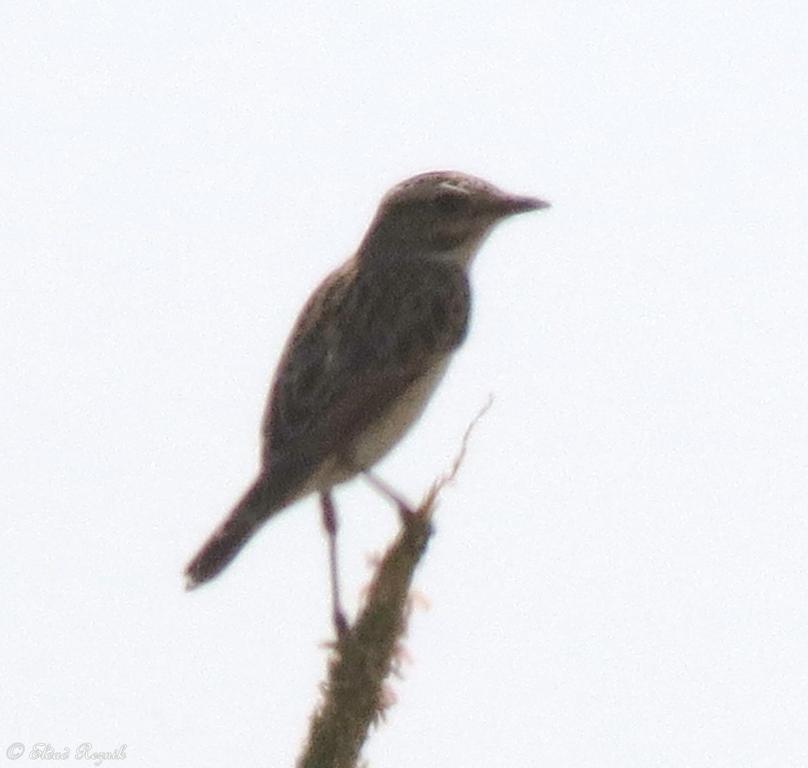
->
497, 194, 551, 215
482, 191, 551, 218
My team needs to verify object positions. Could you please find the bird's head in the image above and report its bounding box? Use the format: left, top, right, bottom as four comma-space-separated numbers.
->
360, 171, 549, 267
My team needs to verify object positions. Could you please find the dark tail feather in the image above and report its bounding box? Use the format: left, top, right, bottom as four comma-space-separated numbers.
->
184, 475, 279, 590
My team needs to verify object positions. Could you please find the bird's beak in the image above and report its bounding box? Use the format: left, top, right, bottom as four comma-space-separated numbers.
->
497, 194, 551, 215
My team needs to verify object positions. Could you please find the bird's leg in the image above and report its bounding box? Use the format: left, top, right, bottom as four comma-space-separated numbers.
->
362, 470, 416, 523
320, 491, 348, 640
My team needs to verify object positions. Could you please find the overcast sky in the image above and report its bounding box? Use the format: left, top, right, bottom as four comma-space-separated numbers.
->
2, 2, 807, 767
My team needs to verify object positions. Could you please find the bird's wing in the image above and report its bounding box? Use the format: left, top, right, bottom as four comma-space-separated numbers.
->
261, 257, 470, 482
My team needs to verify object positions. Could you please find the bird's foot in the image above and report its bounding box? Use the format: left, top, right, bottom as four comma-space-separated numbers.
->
334, 609, 350, 642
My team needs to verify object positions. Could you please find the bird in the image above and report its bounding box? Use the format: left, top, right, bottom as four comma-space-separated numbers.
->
184, 170, 549, 634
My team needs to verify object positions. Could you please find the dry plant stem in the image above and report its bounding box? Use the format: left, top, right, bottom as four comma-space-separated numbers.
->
297, 507, 432, 768
296, 398, 492, 768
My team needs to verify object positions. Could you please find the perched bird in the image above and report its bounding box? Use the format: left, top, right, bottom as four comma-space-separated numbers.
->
184, 170, 549, 633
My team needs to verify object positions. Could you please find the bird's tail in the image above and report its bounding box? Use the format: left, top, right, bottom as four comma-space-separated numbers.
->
184, 475, 280, 590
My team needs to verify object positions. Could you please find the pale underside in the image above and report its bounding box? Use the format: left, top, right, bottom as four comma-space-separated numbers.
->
298, 356, 451, 497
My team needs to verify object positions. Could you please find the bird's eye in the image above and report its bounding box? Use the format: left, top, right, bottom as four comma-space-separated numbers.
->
433, 190, 469, 215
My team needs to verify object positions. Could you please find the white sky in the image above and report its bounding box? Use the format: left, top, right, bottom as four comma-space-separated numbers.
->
2, 2, 807, 766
